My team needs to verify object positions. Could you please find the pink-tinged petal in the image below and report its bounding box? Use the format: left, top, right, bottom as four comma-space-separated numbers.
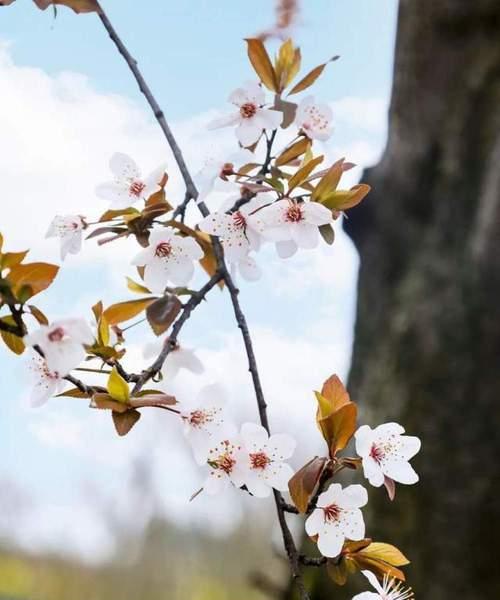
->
229, 82, 265, 106
305, 509, 324, 537
291, 222, 319, 249
339, 508, 365, 541
269, 433, 296, 460
44, 342, 86, 377
265, 461, 295, 491
303, 201, 334, 225
236, 120, 262, 147
338, 484, 368, 510
241, 422, 269, 450
383, 459, 419, 485
59, 232, 82, 260
198, 213, 234, 237
295, 95, 315, 123
317, 483, 343, 508
355, 425, 374, 457
109, 152, 141, 180
238, 255, 261, 282
362, 456, 384, 487
255, 108, 283, 130
317, 527, 345, 558
207, 112, 240, 130
276, 240, 298, 258
361, 570, 385, 594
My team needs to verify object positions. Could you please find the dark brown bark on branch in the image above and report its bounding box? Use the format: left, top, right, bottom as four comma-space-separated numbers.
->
308, 1, 500, 598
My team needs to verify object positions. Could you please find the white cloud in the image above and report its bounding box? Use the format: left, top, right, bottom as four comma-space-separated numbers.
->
0, 42, 388, 560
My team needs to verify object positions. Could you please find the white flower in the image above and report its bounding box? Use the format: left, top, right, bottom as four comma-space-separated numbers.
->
95, 152, 166, 208
208, 81, 282, 147
195, 148, 255, 202
45, 215, 85, 260
240, 422, 296, 498
231, 253, 262, 282
27, 353, 64, 408
305, 483, 368, 558
295, 96, 333, 141
258, 198, 333, 258
131, 227, 203, 293
204, 436, 247, 495
179, 383, 235, 464
198, 193, 272, 262
355, 423, 421, 488
24, 318, 94, 376
352, 571, 414, 600
143, 339, 203, 380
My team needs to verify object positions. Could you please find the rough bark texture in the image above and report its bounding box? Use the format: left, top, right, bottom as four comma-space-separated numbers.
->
307, 1, 500, 598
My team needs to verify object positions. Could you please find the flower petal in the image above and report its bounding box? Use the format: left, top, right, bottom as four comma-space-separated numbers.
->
236, 120, 262, 147
303, 201, 333, 225
207, 112, 240, 130
276, 240, 298, 258
291, 222, 319, 249
109, 152, 141, 180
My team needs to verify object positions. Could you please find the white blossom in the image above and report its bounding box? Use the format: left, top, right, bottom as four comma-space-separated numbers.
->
305, 483, 368, 558
143, 339, 203, 381
27, 353, 64, 408
240, 422, 296, 498
352, 570, 414, 600
355, 423, 421, 488
258, 198, 333, 258
45, 215, 85, 260
131, 227, 203, 293
208, 81, 282, 147
230, 253, 262, 282
204, 436, 247, 495
179, 383, 235, 465
24, 318, 94, 376
195, 148, 255, 202
295, 96, 333, 141
96, 152, 166, 208
198, 193, 272, 262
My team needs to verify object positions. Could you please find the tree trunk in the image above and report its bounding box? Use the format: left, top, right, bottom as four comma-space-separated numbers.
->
308, 1, 500, 598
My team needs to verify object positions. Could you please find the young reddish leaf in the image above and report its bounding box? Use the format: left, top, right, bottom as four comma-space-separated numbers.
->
326, 559, 348, 585
321, 374, 351, 411
311, 158, 346, 202
145, 188, 172, 213
245, 38, 278, 92
288, 55, 339, 95
349, 555, 406, 582
107, 367, 130, 403
384, 475, 396, 501
91, 392, 128, 413
288, 155, 324, 192
321, 184, 371, 211
275, 137, 311, 167
33, 0, 100, 13
103, 297, 156, 325
329, 402, 357, 453
112, 409, 141, 436
86, 226, 126, 240
28, 305, 49, 325
56, 387, 89, 398
129, 393, 177, 408
1, 250, 29, 269
273, 95, 298, 129
98, 207, 139, 223
0, 316, 25, 355
288, 456, 329, 513
91, 301, 103, 322
360, 543, 410, 567
146, 294, 182, 336
7, 262, 59, 300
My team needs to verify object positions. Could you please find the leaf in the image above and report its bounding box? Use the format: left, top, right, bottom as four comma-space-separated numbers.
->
33, 0, 100, 13
56, 387, 89, 398
91, 301, 103, 322
146, 294, 182, 336
288, 55, 340, 95
321, 374, 351, 411
0, 316, 25, 355
28, 305, 49, 325
103, 297, 156, 325
274, 39, 301, 91
107, 367, 130, 403
288, 456, 329, 513
311, 158, 346, 202
319, 223, 335, 245
126, 276, 151, 295
99, 207, 139, 223
245, 38, 278, 92
86, 226, 126, 240
273, 95, 298, 129
275, 137, 311, 167
98, 315, 110, 347
350, 555, 406, 582
288, 155, 323, 192
326, 560, 348, 585
145, 188, 172, 213
321, 184, 371, 211
7, 262, 59, 300
1, 250, 29, 269
384, 475, 396, 501
112, 409, 141, 436
359, 543, 410, 567
196, 232, 224, 289
91, 392, 129, 413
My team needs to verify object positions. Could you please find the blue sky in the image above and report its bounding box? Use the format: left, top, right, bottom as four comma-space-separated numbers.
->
0, 0, 398, 560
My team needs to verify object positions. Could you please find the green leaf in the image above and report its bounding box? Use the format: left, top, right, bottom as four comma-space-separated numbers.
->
107, 367, 129, 403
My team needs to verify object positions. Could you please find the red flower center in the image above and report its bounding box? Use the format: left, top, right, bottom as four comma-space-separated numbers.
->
323, 503, 341, 523
240, 102, 257, 119
155, 241, 172, 258
216, 453, 236, 474
370, 443, 385, 464
220, 162, 235, 179
232, 211, 246, 229
285, 204, 303, 223
129, 180, 146, 197
249, 451, 270, 470
48, 327, 65, 342
189, 409, 208, 427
